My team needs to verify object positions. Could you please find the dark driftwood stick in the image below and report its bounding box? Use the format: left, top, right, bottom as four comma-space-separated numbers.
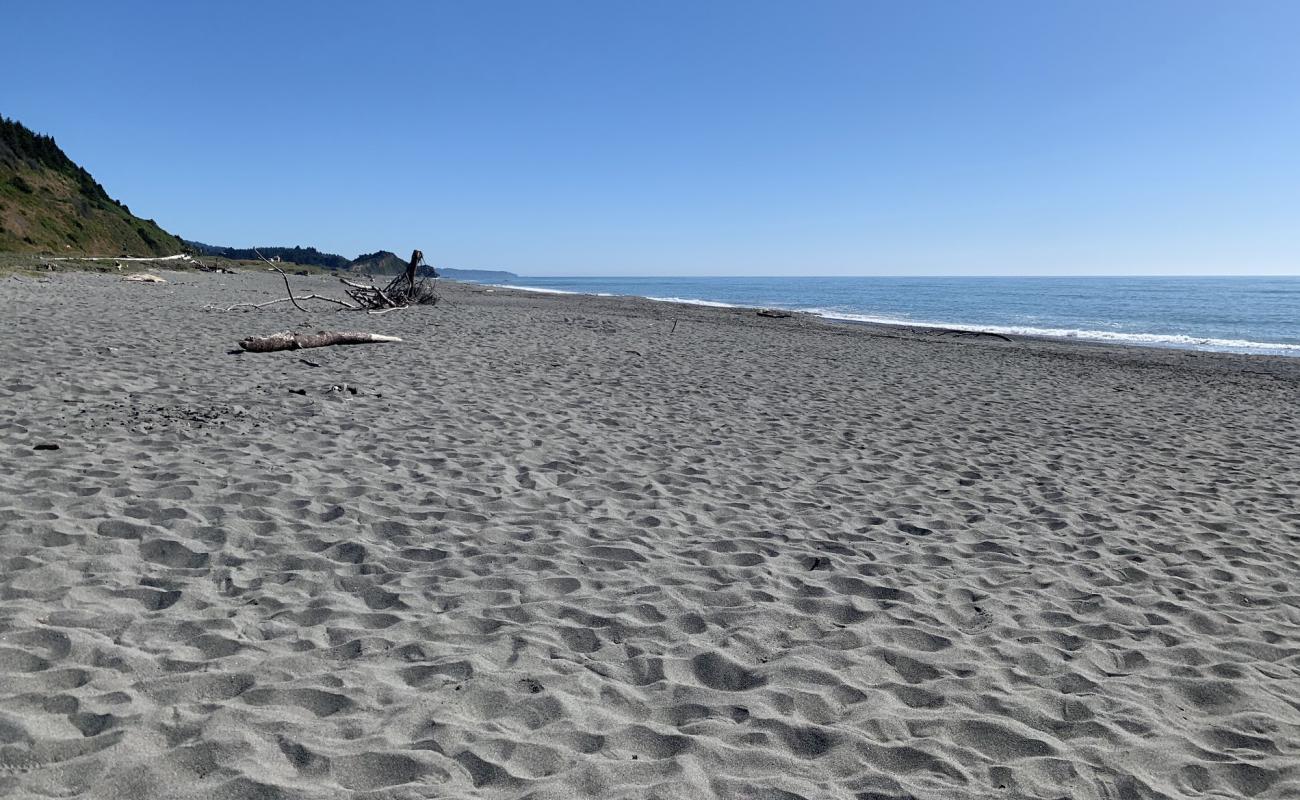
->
272, 267, 307, 311
935, 328, 1013, 342
405, 249, 422, 285
238, 330, 402, 352
253, 250, 308, 312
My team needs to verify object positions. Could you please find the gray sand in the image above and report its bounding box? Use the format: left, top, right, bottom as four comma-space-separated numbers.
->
1, 270, 1298, 799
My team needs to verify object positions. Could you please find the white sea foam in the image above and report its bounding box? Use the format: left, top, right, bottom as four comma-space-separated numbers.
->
644, 296, 740, 308
488, 284, 616, 297
802, 308, 1300, 355
494, 284, 1300, 356
491, 284, 582, 295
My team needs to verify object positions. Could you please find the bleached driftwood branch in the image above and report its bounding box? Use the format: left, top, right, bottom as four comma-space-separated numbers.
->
219, 294, 359, 312
238, 331, 403, 352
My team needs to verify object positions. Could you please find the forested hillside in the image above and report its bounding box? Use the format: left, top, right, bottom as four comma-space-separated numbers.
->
0, 116, 184, 255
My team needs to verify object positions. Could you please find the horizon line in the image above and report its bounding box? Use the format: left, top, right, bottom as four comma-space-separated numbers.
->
503, 273, 1299, 279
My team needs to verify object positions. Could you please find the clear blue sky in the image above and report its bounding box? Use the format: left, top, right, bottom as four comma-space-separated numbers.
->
6, 1, 1299, 275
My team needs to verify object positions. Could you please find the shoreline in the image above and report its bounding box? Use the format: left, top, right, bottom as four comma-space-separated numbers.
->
483, 277, 1300, 358
469, 278, 1300, 378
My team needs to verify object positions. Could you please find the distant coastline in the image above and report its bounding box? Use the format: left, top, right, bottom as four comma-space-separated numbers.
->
439, 267, 519, 282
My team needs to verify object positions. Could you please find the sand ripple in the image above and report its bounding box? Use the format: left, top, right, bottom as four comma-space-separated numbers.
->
1, 272, 1298, 798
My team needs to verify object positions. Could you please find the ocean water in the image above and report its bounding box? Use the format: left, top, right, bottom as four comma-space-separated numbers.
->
488, 276, 1300, 356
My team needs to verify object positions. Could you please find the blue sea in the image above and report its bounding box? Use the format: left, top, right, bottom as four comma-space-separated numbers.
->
487, 276, 1300, 356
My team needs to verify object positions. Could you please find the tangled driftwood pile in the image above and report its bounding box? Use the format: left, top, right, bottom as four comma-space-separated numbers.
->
340, 250, 437, 312
218, 249, 437, 314
224, 249, 435, 352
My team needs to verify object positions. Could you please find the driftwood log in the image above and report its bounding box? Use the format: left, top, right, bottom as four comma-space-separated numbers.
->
239, 331, 403, 352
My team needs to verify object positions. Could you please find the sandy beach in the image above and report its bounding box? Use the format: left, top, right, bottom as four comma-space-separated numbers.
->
1, 269, 1297, 799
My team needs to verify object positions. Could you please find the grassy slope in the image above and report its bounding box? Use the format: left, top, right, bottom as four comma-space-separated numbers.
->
0, 117, 185, 256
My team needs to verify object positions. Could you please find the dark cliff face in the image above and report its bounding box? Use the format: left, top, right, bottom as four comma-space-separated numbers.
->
0, 116, 184, 256
347, 250, 409, 274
